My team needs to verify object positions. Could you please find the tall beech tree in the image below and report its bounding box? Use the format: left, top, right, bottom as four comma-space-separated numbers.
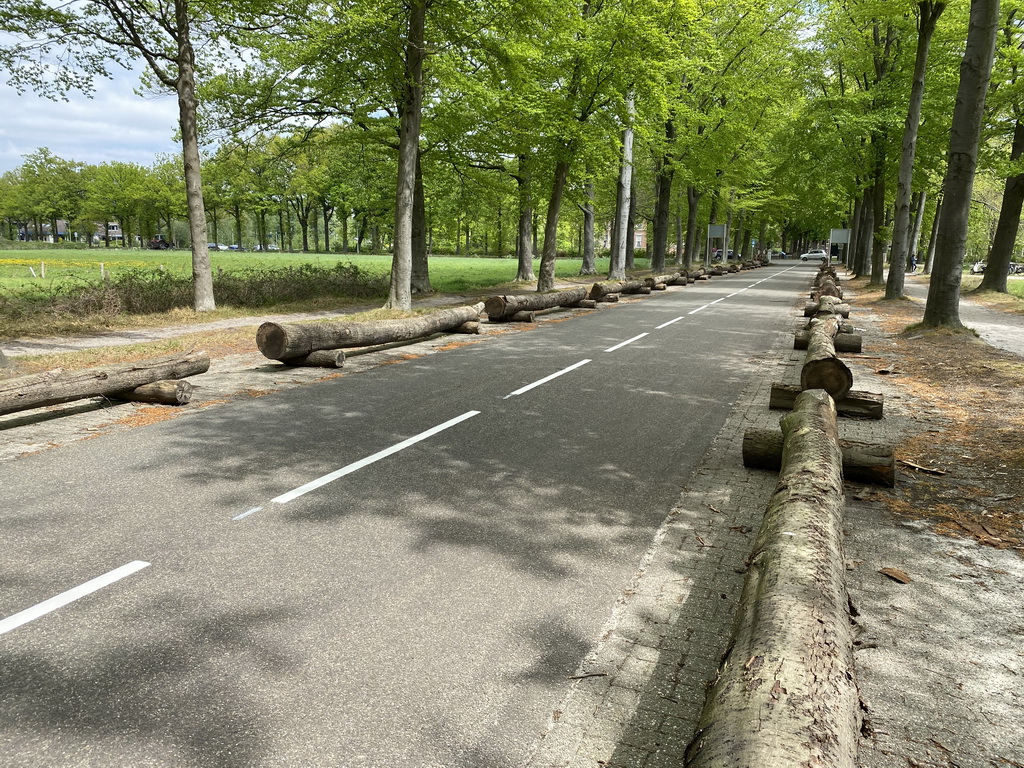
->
0, 0, 228, 310
924, 0, 1002, 327
885, 1, 948, 300
978, 0, 1024, 291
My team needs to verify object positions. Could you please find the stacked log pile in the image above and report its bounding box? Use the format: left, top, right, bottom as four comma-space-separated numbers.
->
0, 350, 210, 416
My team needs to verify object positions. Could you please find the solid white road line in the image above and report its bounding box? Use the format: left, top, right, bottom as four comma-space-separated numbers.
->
655, 317, 684, 330
605, 333, 649, 352
503, 359, 592, 400
272, 410, 481, 504
0, 560, 150, 637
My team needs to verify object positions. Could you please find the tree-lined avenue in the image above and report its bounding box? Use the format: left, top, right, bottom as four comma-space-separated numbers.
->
1, 264, 805, 766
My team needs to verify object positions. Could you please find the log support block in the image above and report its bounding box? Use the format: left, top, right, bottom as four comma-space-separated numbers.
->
770, 382, 883, 419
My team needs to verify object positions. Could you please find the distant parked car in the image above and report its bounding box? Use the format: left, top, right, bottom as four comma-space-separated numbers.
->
971, 261, 986, 273
228, 244, 243, 251
209, 242, 230, 251
800, 249, 828, 262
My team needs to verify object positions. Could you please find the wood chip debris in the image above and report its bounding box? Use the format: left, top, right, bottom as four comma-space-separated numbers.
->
879, 567, 913, 584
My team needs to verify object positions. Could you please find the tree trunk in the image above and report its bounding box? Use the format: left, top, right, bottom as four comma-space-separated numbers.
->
174, 0, 215, 312
684, 186, 700, 268
256, 303, 483, 360
769, 382, 884, 419
923, 193, 941, 273
651, 119, 675, 272
609, 94, 635, 281
0, 351, 210, 416
484, 286, 588, 320
979, 118, 1024, 292
386, 0, 425, 311
411, 151, 433, 294
625, 183, 637, 271
794, 329, 862, 354
886, 1, 945, 300
909, 189, 927, 266
589, 280, 646, 299
674, 202, 684, 266
515, 155, 535, 282
114, 379, 195, 405
869, 175, 887, 285
924, 0, 1000, 327
579, 179, 597, 275
537, 160, 570, 292
278, 349, 347, 368
801, 316, 854, 400
743, 427, 895, 486
686, 389, 859, 768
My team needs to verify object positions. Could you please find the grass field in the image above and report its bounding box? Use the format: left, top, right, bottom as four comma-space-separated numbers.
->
0, 249, 633, 295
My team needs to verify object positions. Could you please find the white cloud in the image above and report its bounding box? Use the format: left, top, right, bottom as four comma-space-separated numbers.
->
0, 67, 182, 173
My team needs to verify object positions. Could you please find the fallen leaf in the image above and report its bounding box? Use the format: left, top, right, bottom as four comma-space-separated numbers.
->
879, 567, 912, 584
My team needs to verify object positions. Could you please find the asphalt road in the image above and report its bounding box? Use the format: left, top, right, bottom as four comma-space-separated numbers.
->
0, 263, 810, 767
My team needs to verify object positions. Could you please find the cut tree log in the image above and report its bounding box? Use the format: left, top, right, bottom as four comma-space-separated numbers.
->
685, 389, 859, 768
811, 277, 844, 300
280, 349, 347, 368
567, 299, 598, 309
643, 272, 682, 288
113, 379, 195, 405
453, 321, 480, 334
794, 329, 863, 353
589, 280, 646, 299
256, 303, 483, 360
508, 311, 536, 323
742, 427, 895, 486
596, 293, 621, 303
483, 286, 588, 320
0, 350, 210, 417
801, 316, 854, 399
769, 382, 883, 418
803, 297, 850, 318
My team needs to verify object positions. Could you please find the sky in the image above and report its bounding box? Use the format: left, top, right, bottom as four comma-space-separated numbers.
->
0, 67, 182, 174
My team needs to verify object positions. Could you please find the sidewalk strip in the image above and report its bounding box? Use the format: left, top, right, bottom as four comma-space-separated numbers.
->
0, 561, 150, 636
272, 411, 481, 504
504, 360, 591, 399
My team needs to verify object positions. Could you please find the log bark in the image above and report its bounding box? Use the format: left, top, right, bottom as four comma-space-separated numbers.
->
589, 280, 645, 299
509, 311, 536, 323
803, 298, 851, 318
794, 329, 863, 354
769, 382, 883, 419
256, 303, 483, 360
280, 349, 347, 368
801, 316, 854, 399
596, 293, 621, 303
686, 390, 859, 768
643, 272, 682, 288
567, 299, 598, 309
113, 379, 195, 405
453, 321, 480, 334
484, 286, 588, 320
812, 278, 844, 300
0, 350, 210, 416
743, 427, 895, 486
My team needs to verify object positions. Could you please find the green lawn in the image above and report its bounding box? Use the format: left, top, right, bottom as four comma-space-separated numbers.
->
0, 249, 634, 295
